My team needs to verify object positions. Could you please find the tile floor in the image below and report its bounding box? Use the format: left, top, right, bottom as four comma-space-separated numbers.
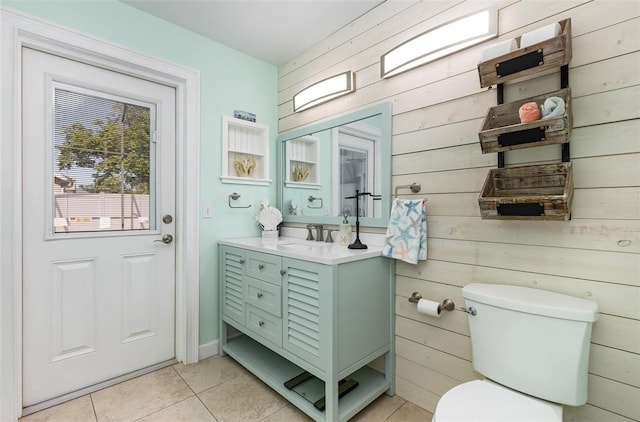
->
20, 355, 434, 422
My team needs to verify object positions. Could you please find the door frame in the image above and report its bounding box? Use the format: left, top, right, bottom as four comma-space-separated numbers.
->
0, 8, 200, 420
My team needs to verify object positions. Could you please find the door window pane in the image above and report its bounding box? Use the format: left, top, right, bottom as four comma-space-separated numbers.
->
53, 88, 154, 233
339, 147, 369, 217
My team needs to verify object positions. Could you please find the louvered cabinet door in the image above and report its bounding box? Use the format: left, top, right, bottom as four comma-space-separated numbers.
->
282, 258, 332, 371
221, 246, 246, 325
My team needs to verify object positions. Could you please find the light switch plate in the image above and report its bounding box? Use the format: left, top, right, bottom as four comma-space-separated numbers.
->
203, 202, 213, 218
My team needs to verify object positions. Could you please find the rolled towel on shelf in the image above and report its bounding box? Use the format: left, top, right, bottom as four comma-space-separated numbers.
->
481, 38, 517, 62
541, 96, 566, 119
520, 22, 561, 48
519, 102, 541, 123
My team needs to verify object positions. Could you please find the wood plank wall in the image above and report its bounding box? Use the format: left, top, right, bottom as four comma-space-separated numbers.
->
277, 1, 640, 420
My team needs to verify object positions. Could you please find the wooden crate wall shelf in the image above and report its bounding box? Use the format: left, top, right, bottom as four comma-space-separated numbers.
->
476, 18, 573, 220
479, 87, 572, 154
478, 18, 572, 88
478, 162, 573, 221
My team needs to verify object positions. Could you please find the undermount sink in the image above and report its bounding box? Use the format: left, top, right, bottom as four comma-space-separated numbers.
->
276, 242, 320, 252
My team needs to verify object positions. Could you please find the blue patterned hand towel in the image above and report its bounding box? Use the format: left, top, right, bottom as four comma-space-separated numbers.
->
382, 198, 427, 264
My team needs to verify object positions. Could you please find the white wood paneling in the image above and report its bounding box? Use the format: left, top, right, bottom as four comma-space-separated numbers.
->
565, 403, 636, 422
395, 336, 475, 383
571, 120, 640, 159
590, 344, 640, 388
392, 119, 483, 155
427, 216, 640, 253
571, 188, 640, 220
279, 0, 640, 419
588, 374, 640, 420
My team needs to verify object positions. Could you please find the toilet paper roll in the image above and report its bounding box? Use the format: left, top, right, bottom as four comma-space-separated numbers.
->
520, 22, 561, 48
417, 298, 442, 318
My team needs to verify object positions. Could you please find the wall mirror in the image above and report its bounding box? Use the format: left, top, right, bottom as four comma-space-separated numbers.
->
277, 102, 391, 228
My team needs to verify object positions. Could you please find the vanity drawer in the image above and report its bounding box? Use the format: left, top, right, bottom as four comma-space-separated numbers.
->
246, 277, 282, 317
246, 305, 282, 347
245, 251, 282, 285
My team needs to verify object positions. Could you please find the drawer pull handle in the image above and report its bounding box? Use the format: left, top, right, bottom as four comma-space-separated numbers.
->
257, 293, 263, 299
280, 270, 286, 276
258, 321, 264, 327
239, 259, 245, 264
258, 264, 264, 270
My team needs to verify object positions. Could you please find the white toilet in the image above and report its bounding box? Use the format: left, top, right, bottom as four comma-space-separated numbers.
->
433, 283, 599, 421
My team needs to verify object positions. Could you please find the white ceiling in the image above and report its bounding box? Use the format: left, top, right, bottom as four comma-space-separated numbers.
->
122, 0, 384, 66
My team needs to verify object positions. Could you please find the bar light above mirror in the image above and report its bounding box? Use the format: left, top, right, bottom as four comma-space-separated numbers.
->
381, 7, 498, 78
293, 71, 355, 112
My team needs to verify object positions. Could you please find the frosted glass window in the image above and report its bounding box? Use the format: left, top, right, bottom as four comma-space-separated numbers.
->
53, 88, 155, 233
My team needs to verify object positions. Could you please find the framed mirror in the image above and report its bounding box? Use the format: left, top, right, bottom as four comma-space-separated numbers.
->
277, 102, 391, 228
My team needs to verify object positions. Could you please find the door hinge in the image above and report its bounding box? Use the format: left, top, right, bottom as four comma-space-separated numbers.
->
152, 131, 158, 143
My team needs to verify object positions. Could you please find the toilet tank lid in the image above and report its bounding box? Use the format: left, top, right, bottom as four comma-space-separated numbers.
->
462, 283, 599, 322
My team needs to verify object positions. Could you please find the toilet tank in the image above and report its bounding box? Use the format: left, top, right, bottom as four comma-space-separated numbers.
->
462, 283, 599, 406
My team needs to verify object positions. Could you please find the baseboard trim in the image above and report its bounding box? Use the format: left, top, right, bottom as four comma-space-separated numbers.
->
199, 339, 219, 360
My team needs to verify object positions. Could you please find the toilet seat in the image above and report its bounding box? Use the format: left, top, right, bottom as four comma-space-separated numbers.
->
433, 380, 562, 422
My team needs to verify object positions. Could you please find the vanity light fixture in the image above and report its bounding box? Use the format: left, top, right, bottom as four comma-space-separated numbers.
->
293, 71, 355, 112
381, 7, 498, 78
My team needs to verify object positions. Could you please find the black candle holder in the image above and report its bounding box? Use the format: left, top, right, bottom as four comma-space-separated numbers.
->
344, 190, 379, 250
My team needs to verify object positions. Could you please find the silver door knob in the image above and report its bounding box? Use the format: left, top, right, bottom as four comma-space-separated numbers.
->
162, 214, 173, 224
155, 234, 173, 244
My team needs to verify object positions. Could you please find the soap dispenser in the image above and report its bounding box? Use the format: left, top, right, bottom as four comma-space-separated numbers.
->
339, 214, 352, 246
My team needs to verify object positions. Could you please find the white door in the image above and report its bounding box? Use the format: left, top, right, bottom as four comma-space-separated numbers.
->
22, 47, 177, 407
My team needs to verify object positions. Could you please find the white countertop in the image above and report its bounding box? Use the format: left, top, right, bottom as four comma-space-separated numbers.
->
219, 236, 384, 265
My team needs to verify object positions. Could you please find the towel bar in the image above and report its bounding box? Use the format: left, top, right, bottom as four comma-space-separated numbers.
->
228, 193, 251, 208
394, 182, 422, 198
308, 195, 323, 209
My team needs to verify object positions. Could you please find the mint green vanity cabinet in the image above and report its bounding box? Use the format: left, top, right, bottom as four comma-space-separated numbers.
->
220, 246, 245, 326
219, 241, 394, 422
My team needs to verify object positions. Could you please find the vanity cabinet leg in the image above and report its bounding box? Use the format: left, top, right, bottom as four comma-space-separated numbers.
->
219, 322, 228, 356
384, 351, 395, 396
325, 374, 339, 422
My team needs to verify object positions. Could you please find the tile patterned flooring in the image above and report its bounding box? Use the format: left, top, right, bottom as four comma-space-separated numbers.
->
20, 355, 434, 421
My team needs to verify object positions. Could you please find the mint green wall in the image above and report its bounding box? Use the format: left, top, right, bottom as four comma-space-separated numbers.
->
3, 0, 278, 345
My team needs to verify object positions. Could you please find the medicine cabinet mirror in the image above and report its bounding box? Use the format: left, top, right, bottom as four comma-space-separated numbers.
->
277, 102, 391, 228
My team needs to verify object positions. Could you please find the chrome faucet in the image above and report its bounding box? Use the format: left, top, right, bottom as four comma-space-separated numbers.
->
325, 229, 336, 243
305, 224, 314, 241
306, 224, 324, 242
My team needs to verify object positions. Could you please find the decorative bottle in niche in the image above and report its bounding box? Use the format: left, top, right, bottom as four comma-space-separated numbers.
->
339, 214, 352, 246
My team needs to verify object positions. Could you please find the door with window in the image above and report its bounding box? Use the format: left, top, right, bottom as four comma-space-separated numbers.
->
22, 47, 177, 406
332, 124, 381, 218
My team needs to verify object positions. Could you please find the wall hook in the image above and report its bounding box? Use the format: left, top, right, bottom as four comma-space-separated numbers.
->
228, 192, 251, 208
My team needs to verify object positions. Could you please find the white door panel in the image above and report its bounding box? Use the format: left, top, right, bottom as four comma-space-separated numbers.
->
22, 47, 176, 406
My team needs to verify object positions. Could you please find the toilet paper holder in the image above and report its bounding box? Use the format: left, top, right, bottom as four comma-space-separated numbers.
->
408, 292, 455, 312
